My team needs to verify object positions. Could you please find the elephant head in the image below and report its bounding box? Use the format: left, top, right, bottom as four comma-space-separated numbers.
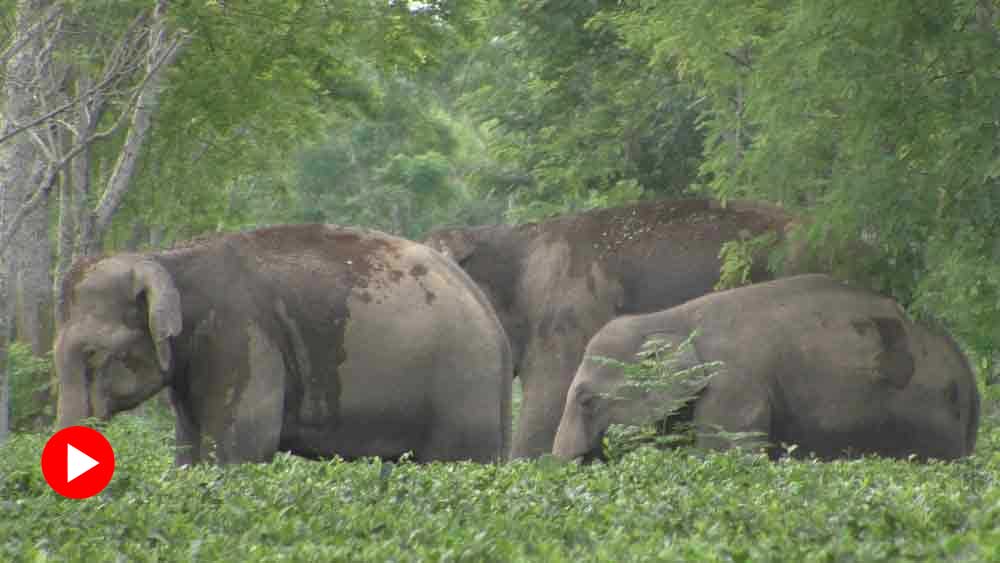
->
423, 227, 479, 265
56, 256, 182, 427
553, 329, 704, 461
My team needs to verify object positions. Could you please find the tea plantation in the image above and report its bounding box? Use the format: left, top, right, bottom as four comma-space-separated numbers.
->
2, 404, 999, 562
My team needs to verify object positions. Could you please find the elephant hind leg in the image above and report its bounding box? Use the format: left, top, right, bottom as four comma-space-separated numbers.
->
421, 406, 505, 463
215, 324, 287, 464
693, 370, 772, 454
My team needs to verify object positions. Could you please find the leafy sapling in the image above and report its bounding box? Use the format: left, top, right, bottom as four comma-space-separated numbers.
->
716, 232, 778, 290
591, 333, 722, 459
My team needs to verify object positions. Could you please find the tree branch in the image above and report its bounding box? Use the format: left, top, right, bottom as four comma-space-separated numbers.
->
977, 0, 1000, 46
0, 2, 63, 70
0, 10, 152, 147
0, 95, 130, 256
93, 21, 190, 236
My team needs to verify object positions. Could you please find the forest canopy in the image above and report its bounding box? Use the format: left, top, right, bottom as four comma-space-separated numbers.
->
2, 0, 999, 435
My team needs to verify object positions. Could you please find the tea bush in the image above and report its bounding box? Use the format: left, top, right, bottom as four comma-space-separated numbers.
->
1, 411, 998, 562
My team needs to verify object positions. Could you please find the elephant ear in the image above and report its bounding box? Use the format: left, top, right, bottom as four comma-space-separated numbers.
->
609, 331, 707, 426
426, 229, 476, 264
131, 259, 182, 372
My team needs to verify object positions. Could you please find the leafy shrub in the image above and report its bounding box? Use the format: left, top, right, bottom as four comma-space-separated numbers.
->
0, 414, 998, 562
716, 232, 779, 290
593, 334, 722, 461
7, 342, 54, 430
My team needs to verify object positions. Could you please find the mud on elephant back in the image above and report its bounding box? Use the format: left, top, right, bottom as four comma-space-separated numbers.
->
55, 224, 513, 465
425, 198, 853, 459
553, 274, 981, 462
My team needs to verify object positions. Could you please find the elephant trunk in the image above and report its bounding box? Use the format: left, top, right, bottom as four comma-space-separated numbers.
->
552, 409, 590, 461
54, 328, 108, 428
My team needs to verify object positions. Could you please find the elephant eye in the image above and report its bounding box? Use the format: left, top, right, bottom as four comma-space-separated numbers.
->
579, 393, 599, 410
83, 348, 101, 369
124, 302, 145, 328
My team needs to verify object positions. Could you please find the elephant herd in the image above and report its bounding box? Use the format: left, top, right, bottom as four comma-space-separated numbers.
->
55, 198, 981, 466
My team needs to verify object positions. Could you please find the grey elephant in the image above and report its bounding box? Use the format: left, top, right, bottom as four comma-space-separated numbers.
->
56, 224, 513, 465
425, 198, 813, 458
553, 274, 980, 461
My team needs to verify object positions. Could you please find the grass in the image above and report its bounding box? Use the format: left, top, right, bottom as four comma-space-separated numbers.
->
1, 403, 999, 562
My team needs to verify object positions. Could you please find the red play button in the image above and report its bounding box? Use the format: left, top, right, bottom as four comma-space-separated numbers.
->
41, 426, 116, 499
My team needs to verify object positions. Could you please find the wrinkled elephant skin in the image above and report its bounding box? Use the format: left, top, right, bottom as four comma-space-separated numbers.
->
425, 198, 803, 458
56, 225, 513, 465
554, 274, 980, 461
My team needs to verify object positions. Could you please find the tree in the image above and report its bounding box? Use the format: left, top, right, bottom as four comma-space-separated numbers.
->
1, 0, 187, 440
1, 0, 64, 439
611, 0, 1000, 373
455, 1, 704, 222
286, 66, 507, 239
0, 0, 481, 440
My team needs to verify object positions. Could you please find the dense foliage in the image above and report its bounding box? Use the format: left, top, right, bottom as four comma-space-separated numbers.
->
5, 343, 52, 431
4, 2, 999, 361
285, 71, 508, 239
606, 0, 1000, 368
453, 1, 704, 221
4, 3, 1000, 559
1, 414, 998, 561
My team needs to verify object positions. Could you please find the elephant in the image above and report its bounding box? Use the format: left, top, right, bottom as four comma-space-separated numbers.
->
424, 198, 811, 458
553, 274, 980, 462
55, 224, 513, 465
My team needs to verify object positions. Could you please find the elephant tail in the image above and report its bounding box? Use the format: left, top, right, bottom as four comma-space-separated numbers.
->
966, 379, 980, 456
500, 338, 514, 462
502, 372, 512, 461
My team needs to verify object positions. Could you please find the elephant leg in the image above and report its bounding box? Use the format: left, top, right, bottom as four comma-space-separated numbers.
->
213, 322, 287, 464
423, 366, 509, 463
512, 363, 561, 458
169, 387, 202, 466
423, 412, 504, 463
693, 370, 772, 454
212, 375, 285, 464
511, 270, 621, 459
214, 403, 283, 464
512, 334, 590, 459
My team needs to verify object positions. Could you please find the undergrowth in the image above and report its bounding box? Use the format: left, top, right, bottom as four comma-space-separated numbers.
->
1, 411, 998, 562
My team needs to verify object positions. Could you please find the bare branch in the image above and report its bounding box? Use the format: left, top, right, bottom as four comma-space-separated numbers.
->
2, 0, 189, 255
0, 65, 122, 146
93, 29, 190, 235
0, 10, 153, 147
977, 0, 1000, 45
27, 127, 55, 161
0, 164, 60, 257
0, 123, 101, 256
0, 47, 176, 256
0, 2, 63, 70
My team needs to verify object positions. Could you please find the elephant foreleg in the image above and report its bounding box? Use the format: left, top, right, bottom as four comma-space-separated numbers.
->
512, 333, 591, 459
169, 388, 202, 466
213, 322, 287, 464
693, 370, 772, 454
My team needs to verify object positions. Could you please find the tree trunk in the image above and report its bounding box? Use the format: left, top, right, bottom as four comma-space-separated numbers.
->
0, 278, 8, 442
13, 178, 53, 357
0, 179, 9, 441
78, 0, 187, 256
54, 171, 74, 331
0, 0, 56, 441
149, 224, 166, 249
124, 219, 147, 251
55, 74, 97, 331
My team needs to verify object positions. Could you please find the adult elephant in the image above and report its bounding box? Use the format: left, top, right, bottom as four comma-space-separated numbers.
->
425, 198, 809, 458
56, 224, 512, 465
554, 274, 980, 461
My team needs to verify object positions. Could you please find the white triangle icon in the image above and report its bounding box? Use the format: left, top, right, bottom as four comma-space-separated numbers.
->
66, 444, 99, 483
